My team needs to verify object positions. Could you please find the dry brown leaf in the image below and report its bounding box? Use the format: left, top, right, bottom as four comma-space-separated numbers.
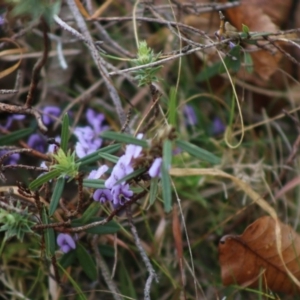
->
220, 0, 292, 81
219, 216, 300, 295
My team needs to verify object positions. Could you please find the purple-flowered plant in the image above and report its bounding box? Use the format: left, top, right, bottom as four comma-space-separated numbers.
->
212, 117, 225, 135
74, 109, 108, 158
90, 134, 144, 208
93, 188, 113, 203
56, 233, 76, 253
0, 114, 25, 130
27, 133, 47, 153
42, 106, 61, 126
0, 150, 20, 165
111, 184, 133, 206
183, 105, 197, 126
149, 157, 162, 178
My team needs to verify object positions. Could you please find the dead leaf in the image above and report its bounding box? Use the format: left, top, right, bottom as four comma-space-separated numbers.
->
220, 0, 291, 81
219, 216, 300, 295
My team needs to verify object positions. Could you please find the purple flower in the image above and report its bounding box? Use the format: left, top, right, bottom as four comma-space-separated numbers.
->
27, 134, 47, 153
149, 157, 162, 178
111, 184, 133, 206
88, 165, 108, 179
0, 14, 5, 26
47, 136, 61, 153
229, 41, 236, 49
0, 150, 20, 165
212, 117, 225, 135
105, 155, 134, 188
57, 233, 76, 253
73, 109, 109, 159
93, 189, 113, 203
183, 105, 197, 126
86, 109, 108, 134
1, 114, 26, 129
42, 106, 61, 126
74, 126, 102, 158
101, 134, 144, 206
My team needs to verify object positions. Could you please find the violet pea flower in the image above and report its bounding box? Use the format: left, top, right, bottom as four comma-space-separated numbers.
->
57, 233, 76, 253
42, 106, 61, 126
149, 157, 162, 178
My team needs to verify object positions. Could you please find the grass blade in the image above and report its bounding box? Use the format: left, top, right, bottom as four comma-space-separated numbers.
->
100, 131, 148, 148
29, 169, 61, 190
176, 140, 221, 165
49, 177, 65, 216
0, 128, 33, 146
162, 139, 172, 212
60, 113, 69, 153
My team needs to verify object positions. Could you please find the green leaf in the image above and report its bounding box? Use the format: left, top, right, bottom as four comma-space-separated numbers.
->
72, 217, 120, 234
82, 179, 105, 189
100, 131, 148, 148
0, 128, 33, 146
57, 263, 87, 300
60, 113, 69, 153
42, 207, 55, 257
242, 24, 249, 34
59, 250, 76, 269
224, 45, 241, 72
175, 140, 221, 165
76, 243, 97, 280
197, 61, 224, 82
162, 140, 172, 212
244, 52, 253, 73
149, 177, 159, 206
49, 177, 65, 216
81, 202, 102, 224
168, 87, 177, 126
29, 169, 61, 190
77, 143, 121, 166
98, 245, 115, 257
97, 152, 119, 163
11, 0, 61, 26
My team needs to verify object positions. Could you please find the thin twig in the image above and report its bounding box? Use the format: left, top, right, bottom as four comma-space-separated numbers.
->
66, 0, 126, 126
92, 235, 122, 300
0, 90, 18, 94
63, 189, 148, 233
25, 18, 49, 108
126, 206, 158, 300
0, 103, 47, 133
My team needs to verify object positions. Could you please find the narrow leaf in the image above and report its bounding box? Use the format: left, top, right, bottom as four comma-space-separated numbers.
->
81, 202, 102, 224
29, 169, 61, 190
149, 177, 159, 205
60, 113, 70, 153
82, 179, 105, 189
244, 52, 253, 73
0, 128, 33, 146
168, 87, 177, 126
57, 263, 87, 300
77, 143, 121, 166
97, 152, 119, 163
59, 251, 76, 269
76, 243, 97, 280
176, 140, 221, 165
162, 140, 172, 212
42, 207, 55, 257
49, 177, 65, 216
100, 131, 148, 148
242, 24, 250, 34
72, 217, 120, 235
